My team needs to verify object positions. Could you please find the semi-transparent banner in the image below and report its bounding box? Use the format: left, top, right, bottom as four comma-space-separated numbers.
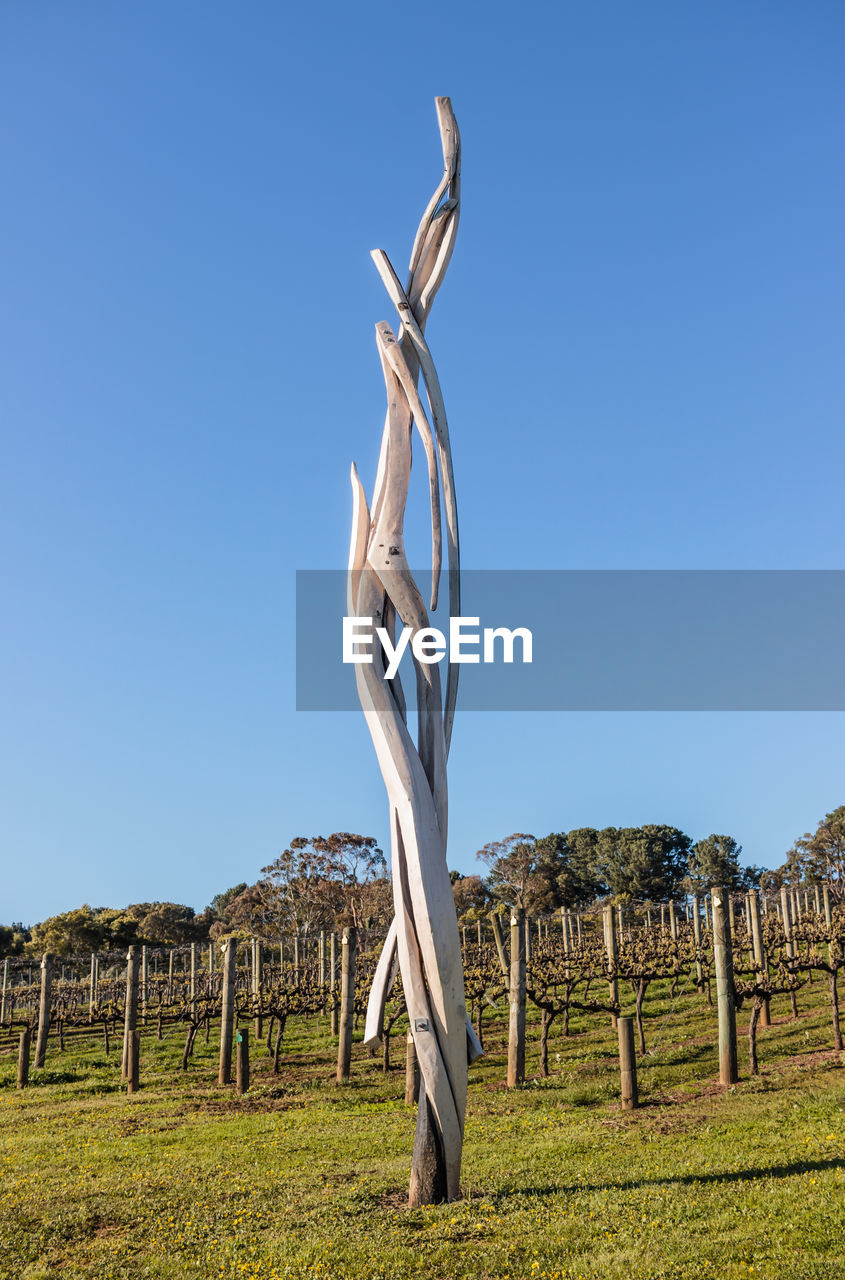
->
296, 570, 845, 711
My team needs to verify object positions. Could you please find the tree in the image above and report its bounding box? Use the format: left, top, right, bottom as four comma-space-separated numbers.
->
534, 830, 606, 908
476, 833, 537, 909
206, 884, 248, 921
26, 905, 107, 956
524, 836, 567, 913
354, 876, 393, 930
451, 874, 489, 923
599, 825, 692, 902
759, 866, 786, 895
789, 806, 845, 899
125, 902, 203, 946
738, 864, 766, 891
687, 834, 743, 891
0, 923, 29, 957
261, 833, 386, 932
92, 908, 140, 950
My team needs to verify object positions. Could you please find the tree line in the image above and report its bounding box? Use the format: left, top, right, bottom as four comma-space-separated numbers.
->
3, 806, 842, 958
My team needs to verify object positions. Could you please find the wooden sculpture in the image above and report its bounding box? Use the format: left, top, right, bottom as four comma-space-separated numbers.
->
349, 97, 478, 1206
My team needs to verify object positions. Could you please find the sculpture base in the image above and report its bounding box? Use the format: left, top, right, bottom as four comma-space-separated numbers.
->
408, 1088, 448, 1206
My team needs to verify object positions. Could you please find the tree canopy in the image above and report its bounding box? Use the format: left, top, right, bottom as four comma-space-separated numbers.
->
778, 806, 845, 901
260, 833, 387, 933
9, 806, 833, 955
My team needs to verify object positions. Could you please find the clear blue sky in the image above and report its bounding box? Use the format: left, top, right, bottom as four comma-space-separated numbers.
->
2, 2, 843, 923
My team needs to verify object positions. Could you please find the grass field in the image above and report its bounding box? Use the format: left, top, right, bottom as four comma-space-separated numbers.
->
1, 978, 843, 1280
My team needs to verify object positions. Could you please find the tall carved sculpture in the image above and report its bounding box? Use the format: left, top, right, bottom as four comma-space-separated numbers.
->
349, 97, 477, 1205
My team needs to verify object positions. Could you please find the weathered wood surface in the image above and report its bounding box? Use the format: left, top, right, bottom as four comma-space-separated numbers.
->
747, 890, 770, 1026
17, 1028, 30, 1089
218, 938, 236, 1085
353, 97, 467, 1205
711, 886, 739, 1086
121, 946, 139, 1078
507, 909, 526, 1087
336, 927, 357, 1082
236, 1027, 250, 1096
127, 1028, 140, 1094
603, 904, 618, 1029
618, 1016, 638, 1109
34, 953, 52, 1069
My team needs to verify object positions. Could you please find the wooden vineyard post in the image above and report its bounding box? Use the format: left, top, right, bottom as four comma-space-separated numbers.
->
127, 1029, 140, 1094
490, 912, 509, 978
821, 884, 842, 1052
524, 915, 532, 964
692, 893, 703, 989
208, 941, 215, 981
618, 1016, 638, 1109
34, 953, 52, 1069
336, 926, 357, 1082
17, 1028, 31, 1088
669, 900, 677, 941
218, 938, 237, 1085
748, 890, 770, 1026
711, 886, 739, 1086
604, 905, 619, 1028
330, 932, 338, 1037
141, 946, 148, 1023
780, 885, 799, 1018
319, 929, 326, 1014
251, 939, 262, 1040
737, 897, 748, 968
507, 908, 526, 1087
190, 943, 197, 1023
236, 1027, 250, 1095
121, 946, 140, 1079
1, 956, 8, 1026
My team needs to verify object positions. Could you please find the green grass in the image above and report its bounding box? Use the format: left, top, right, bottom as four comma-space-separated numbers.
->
0, 979, 843, 1280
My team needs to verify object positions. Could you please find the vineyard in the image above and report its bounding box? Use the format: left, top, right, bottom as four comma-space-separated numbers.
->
1, 886, 844, 1279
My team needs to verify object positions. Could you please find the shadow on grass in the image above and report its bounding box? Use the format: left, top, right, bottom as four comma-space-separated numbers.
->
493, 1156, 845, 1200
0, 1068, 93, 1088
639, 1042, 715, 1068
